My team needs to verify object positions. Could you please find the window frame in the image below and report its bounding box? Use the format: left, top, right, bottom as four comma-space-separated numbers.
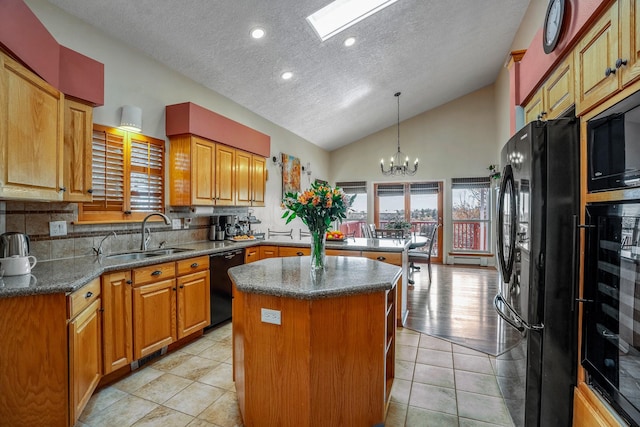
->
450, 177, 492, 253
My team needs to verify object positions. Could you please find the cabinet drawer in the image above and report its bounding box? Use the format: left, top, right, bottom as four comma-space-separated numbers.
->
176, 256, 209, 275
278, 246, 310, 257
67, 278, 101, 319
133, 262, 176, 286
326, 249, 361, 257
361, 251, 402, 266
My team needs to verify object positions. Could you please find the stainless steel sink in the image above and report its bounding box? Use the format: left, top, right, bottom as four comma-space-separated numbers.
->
105, 248, 192, 261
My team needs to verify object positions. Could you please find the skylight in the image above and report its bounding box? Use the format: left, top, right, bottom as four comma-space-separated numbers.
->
306, 0, 398, 41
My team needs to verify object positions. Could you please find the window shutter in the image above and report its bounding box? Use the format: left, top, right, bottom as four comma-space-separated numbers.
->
409, 182, 440, 194
130, 135, 164, 212
451, 177, 491, 189
85, 126, 125, 212
376, 183, 405, 197
336, 181, 366, 194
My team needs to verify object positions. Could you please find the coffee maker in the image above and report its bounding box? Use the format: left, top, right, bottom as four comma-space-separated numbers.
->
208, 216, 226, 241
220, 215, 241, 239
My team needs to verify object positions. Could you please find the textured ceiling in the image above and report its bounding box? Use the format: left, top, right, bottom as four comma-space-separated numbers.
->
45, 0, 530, 151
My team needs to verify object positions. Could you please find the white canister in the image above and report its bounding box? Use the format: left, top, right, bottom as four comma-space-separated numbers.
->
0, 255, 37, 276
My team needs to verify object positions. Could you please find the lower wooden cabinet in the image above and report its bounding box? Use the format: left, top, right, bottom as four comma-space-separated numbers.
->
260, 245, 279, 259
278, 246, 310, 257
133, 277, 177, 359
102, 270, 133, 374
177, 269, 211, 338
245, 246, 259, 263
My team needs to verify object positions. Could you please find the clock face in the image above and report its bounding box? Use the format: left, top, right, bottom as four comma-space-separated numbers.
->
543, 0, 564, 53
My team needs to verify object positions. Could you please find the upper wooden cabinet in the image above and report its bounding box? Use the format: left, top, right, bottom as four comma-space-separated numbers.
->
169, 134, 267, 207
0, 50, 64, 201
63, 98, 94, 202
524, 54, 574, 124
575, 0, 640, 114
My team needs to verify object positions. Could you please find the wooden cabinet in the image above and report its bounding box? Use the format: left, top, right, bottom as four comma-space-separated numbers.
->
102, 270, 133, 374
235, 151, 267, 207
362, 251, 404, 325
279, 246, 311, 257
63, 98, 93, 202
0, 50, 64, 201
573, 383, 622, 426
251, 154, 266, 206
215, 144, 235, 205
176, 256, 210, 338
245, 246, 260, 263
384, 286, 396, 406
260, 245, 279, 259
524, 54, 574, 124
68, 278, 102, 426
575, 0, 640, 114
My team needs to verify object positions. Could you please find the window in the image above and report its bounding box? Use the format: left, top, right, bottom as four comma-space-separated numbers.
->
79, 124, 165, 222
451, 177, 491, 252
335, 181, 367, 236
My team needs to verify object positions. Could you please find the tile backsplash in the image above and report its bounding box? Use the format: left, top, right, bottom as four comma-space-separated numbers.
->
0, 201, 248, 261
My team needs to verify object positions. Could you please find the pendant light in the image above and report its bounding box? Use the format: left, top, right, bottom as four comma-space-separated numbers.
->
380, 92, 418, 176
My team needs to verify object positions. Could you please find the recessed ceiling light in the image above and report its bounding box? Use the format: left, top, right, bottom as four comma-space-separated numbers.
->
307, 0, 398, 41
344, 37, 356, 47
281, 71, 293, 80
250, 27, 265, 39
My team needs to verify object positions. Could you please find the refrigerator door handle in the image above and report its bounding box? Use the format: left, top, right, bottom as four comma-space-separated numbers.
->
494, 293, 544, 332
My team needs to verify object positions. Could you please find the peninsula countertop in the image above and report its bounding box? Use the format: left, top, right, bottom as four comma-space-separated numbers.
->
0, 237, 410, 298
228, 256, 402, 299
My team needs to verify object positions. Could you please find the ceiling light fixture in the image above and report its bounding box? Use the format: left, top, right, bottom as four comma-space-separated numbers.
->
307, 0, 398, 41
119, 105, 142, 133
381, 92, 418, 176
250, 27, 265, 39
344, 37, 356, 47
281, 71, 293, 80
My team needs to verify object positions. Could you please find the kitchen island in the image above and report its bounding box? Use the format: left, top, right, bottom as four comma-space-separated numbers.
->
229, 256, 401, 427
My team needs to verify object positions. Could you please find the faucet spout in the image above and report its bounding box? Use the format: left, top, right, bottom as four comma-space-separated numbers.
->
141, 213, 171, 251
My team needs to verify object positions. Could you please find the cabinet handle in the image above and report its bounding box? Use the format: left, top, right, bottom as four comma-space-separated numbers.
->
536, 111, 547, 120
85, 291, 93, 299
616, 58, 628, 69
151, 270, 162, 276
190, 263, 199, 268
124, 211, 132, 215
126, 280, 133, 285
87, 188, 94, 194
59, 187, 67, 192
377, 256, 386, 261
179, 285, 184, 289
296, 251, 304, 256
172, 287, 177, 291
605, 67, 617, 77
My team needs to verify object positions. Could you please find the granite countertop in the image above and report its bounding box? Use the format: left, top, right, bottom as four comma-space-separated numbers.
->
229, 256, 401, 299
0, 237, 409, 299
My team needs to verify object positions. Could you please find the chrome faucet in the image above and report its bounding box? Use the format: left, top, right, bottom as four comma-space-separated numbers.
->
140, 213, 171, 251
94, 231, 117, 256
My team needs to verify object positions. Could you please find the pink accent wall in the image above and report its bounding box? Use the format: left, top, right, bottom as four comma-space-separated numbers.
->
166, 102, 271, 158
516, 0, 611, 105
0, 0, 103, 105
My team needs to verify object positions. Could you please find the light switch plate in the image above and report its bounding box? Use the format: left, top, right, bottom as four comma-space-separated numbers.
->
49, 220, 67, 236
172, 219, 182, 230
261, 308, 281, 325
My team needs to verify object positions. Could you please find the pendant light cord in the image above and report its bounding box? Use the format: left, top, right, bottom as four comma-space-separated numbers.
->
396, 92, 401, 153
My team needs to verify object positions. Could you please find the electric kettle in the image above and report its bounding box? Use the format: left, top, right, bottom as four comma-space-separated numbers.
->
0, 232, 30, 257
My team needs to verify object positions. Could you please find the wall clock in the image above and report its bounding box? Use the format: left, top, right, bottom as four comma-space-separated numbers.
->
543, 0, 566, 54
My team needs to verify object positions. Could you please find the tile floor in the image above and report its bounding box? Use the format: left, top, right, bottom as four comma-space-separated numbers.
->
77, 321, 514, 427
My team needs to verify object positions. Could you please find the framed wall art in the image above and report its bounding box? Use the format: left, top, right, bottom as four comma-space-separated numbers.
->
281, 153, 301, 195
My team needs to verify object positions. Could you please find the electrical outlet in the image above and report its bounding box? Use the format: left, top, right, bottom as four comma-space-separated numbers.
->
183, 217, 192, 229
49, 220, 67, 237
172, 219, 182, 230
261, 308, 281, 325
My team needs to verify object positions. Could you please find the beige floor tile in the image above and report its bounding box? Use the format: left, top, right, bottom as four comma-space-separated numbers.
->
454, 370, 502, 397
419, 334, 453, 352
78, 386, 129, 422
459, 417, 512, 427
84, 394, 158, 427
416, 348, 454, 369
413, 363, 455, 389
395, 359, 416, 381
132, 373, 193, 404
384, 402, 408, 427
409, 382, 457, 415
151, 350, 194, 372
405, 406, 459, 426
205, 324, 232, 342
456, 391, 513, 426
112, 367, 165, 394
390, 378, 412, 404
396, 343, 418, 361
131, 406, 194, 426
397, 330, 421, 346
197, 391, 243, 427
169, 355, 218, 381
452, 343, 489, 356
186, 419, 219, 427
164, 382, 226, 416
198, 362, 235, 391
198, 340, 232, 362
453, 353, 494, 374
182, 337, 220, 355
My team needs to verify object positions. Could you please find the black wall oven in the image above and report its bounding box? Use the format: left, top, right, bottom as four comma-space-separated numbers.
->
583, 202, 640, 426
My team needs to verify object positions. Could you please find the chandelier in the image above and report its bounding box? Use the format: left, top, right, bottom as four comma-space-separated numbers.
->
380, 92, 418, 176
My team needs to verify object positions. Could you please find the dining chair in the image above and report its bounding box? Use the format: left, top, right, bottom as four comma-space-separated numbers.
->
408, 223, 440, 283
360, 223, 373, 238
268, 229, 293, 239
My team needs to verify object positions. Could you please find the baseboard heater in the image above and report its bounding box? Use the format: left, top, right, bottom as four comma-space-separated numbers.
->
447, 253, 491, 266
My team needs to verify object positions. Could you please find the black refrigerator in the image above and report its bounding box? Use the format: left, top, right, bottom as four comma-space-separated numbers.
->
493, 118, 579, 427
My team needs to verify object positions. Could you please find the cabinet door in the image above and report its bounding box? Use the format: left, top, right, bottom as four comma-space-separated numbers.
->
215, 144, 235, 205
0, 51, 63, 200
235, 149, 252, 206
544, 53, 574, 119
192, 137, 216, 206
523, 89, 544, 125
102, 271, 133, 374
177, 270, 211, 338
245, 247, 260, 263
260, 245, 280, 259
278, 246, 310, 257
133, 278, 177, 359
63, 98, 93, 202
251, 155, 266, 206
620, 0, 640, 86
574, 3, 620, 114
69, 298, 102, 425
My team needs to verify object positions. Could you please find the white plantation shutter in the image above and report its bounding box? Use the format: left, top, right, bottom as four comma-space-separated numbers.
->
85, 126, 125, 212
130, 136, 164, 212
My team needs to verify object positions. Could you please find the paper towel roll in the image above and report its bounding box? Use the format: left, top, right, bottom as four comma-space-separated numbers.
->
191, 206, 214, 216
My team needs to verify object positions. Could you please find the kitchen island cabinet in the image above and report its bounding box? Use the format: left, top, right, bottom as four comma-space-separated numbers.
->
229, 256, 401, 427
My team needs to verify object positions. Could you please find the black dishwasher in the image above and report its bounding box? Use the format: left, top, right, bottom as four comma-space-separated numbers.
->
208, 249, 244, 328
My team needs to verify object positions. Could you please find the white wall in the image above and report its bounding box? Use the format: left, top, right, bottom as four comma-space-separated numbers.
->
25, 0, 329, 232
